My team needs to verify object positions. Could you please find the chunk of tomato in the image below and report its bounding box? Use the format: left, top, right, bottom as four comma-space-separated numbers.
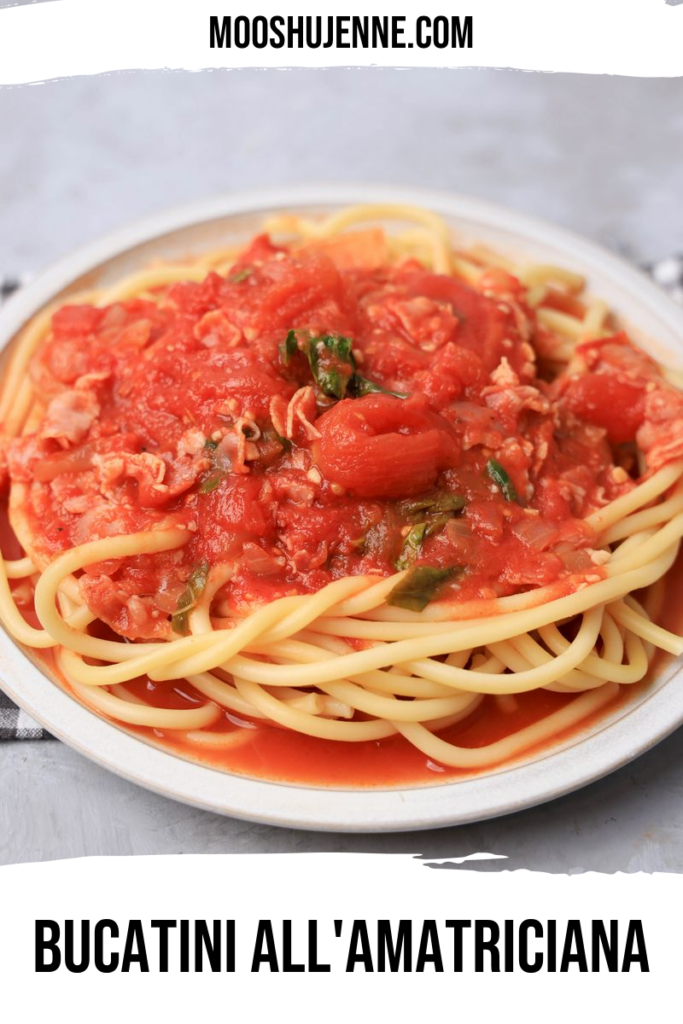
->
314, 394, 460, 499
562, 374, 645, 445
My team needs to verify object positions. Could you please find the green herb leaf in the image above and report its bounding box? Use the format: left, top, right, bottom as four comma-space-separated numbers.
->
279, 329, 299, 367
307, 333, 356, 399
273, 431, 293, 454
171, 561, 211, 635
348, 375, 410, 399
203, 438, 218, 451
395, 523, 426, 570
280, 329, 411, 404
486, 458, 519, 503
423, 512, 456, 538
229, 267, 253, 283
395, 491, 467, 521
387, 565, 461, 613
199, 471, 224, 494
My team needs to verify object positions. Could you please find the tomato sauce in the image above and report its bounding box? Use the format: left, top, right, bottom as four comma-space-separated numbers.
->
5, 237, 660, 641
4, 232, 683, 786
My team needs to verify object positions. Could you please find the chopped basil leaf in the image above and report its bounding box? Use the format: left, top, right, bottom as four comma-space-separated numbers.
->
387, 565, 461, 613
423, 512, 456, 538
203, 438, 218, 451
279, 329, 299, 367
348, 375, 409, 399
273, 431, 293, 454
395, 523, 426, 570
395, 491, 467, 520
306, 333, 356, 399
486, 458, 519, 503
199, 470, 224, 494
171, 561, 211, 635
230, 267, 253, 283
280, 329, 411, 403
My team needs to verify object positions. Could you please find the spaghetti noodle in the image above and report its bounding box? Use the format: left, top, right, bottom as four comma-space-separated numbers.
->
1, 203, 683, 780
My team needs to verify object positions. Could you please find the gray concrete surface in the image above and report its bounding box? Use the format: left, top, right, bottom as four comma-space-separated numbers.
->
1, 69, 682, 867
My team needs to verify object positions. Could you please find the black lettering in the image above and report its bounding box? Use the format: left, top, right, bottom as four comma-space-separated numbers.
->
560, 921, 588, 972
416, 16, 431, 48
433, 16, 449, 49
234, 16, 250, 49
392, 16, 406, 49
289, 16, 304, 47
352, 16, 368, 48
475, 920, 500, 972
195, 920, 221, 972
445, 920, 471, 972
270, 16, 285, 49
504, 920, 514, 972
94, 920, 119, 973
591, 920, 619, 972
121, 920, 149, 973
282, 920, 305, 972
519, 920, 543, 973
308, 920, 330, 972
225, 920, 236, 972
416, 920, 443, 972
623, 921, 649, 972
377, 920, 412, 972
64, 920, 90, 974
35, 921, 61, 973
252, 920, 279, 972
346, 920, 374, 972
252, 16, 268, 49
180, 919, 190, 972
337, 16, 350, 48
306, 16, 322, 49
547, 919, 557, 972
454, 16, 473, 49
151, 920, 176, 972
209, 16, 230, 49
372, 17, 388, 48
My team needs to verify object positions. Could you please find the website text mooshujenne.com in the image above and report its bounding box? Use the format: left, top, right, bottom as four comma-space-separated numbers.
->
209, 16, 473, 51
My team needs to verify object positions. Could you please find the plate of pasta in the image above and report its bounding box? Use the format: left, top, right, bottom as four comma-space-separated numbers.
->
1, 184, 683, 831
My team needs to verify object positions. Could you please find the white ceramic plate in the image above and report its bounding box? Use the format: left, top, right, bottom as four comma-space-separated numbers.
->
2, 184, 683, 832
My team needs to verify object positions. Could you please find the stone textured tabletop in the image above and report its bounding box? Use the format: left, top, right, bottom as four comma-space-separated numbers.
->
1, 68, 682, 868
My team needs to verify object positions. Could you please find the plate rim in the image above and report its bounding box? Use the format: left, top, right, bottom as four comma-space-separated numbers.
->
2, 182, 683, 833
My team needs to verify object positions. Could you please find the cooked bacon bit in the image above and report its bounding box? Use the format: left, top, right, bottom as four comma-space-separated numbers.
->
40, 390, 100, 448
271, 470, 317, 506
177, 428, 207, 458
74, 370, 111, 391
489, 356, 518, 389
388, 296, 458, 351
241, 541, 283, 576
288, 538, 329, 572
217, 421, 260, 475
194, 310, 242, 348
483, 382, 550, 422
285, 386, 320, 441
78, 575, 170, 640
61, 493, 95, 515
637, 389, 683, 471
118, 319, 152, 348
269, 394, 288, 437
164, 454, 210, 497
94, 451, 168, 506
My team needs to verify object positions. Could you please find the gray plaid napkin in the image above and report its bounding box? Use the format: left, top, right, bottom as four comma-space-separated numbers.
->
1, 254, 682, 741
